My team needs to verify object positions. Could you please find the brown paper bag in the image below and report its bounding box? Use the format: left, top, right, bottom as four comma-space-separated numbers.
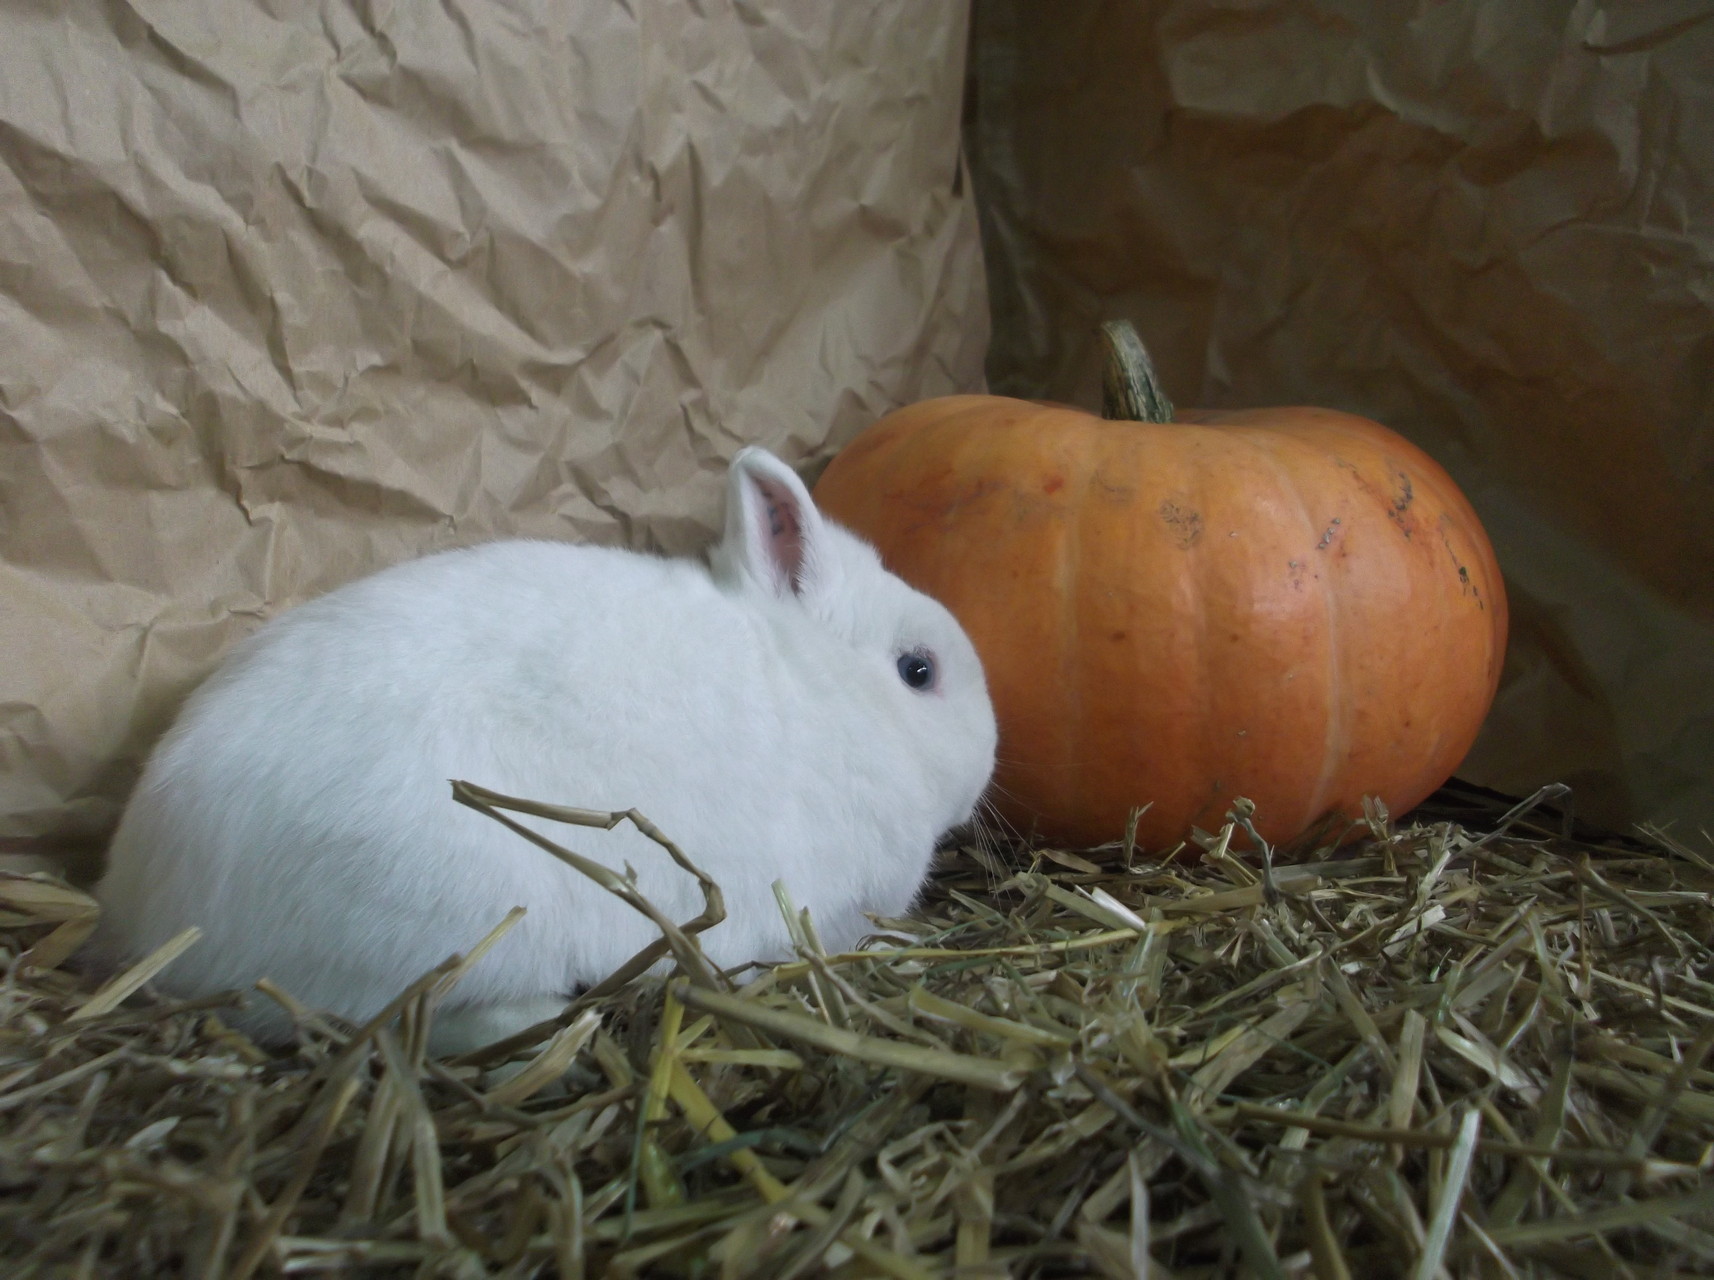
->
0, 2, 987, 874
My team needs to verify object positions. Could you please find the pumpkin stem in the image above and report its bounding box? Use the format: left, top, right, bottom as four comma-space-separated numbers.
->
1099, 320, 1175, 423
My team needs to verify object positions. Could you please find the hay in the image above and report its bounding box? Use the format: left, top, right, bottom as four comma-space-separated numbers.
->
2, 783, 1711, 1277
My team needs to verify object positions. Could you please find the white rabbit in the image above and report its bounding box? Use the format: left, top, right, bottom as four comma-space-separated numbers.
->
90, 448, 996, 1053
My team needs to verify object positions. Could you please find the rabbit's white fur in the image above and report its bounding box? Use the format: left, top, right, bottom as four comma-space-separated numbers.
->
91, 449, 996, 1052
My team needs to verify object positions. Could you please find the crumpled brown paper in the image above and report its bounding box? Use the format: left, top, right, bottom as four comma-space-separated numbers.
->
0, 1, 987, 874
969, 0, 1714, 842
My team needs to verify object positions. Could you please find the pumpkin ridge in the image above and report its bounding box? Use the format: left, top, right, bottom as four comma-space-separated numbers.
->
1059, 437, 1090, 822
1175, 431, 1219, 839
1342, 432, 1464, 819
1250, 431, 1349, 836
1087, 422, 1172, 841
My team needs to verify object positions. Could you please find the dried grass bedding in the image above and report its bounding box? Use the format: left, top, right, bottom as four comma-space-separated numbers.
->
2, 780, 1711, 1277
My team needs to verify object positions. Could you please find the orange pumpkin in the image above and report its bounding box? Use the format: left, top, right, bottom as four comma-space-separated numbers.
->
814, 322, 1507, 852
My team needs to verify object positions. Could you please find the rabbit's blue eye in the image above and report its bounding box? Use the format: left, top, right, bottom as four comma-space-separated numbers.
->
897, 651, 936, 691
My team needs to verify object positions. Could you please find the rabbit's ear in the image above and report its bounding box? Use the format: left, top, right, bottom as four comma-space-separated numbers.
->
721, 449, 829, 599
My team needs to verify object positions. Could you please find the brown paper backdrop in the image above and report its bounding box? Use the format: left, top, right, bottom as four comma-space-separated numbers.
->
0, 1, 987, 870
968, 1, 1714, 842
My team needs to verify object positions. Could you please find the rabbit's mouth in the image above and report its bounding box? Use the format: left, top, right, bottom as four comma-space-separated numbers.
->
944, 777, 997, 840
943, 786, 978, 833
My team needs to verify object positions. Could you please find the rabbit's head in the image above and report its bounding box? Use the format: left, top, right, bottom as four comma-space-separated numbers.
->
711, 447, 998, 838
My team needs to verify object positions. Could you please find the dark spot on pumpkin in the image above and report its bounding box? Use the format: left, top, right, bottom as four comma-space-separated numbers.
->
1384, 471, 1417, 538
1337, 458, 1417, 538
1043, 475, 1065, 495
1159, 500, 1203, 549
1440, 529, 1481, 604
1111, 630, 1128, 642
1392, 472, 1414, 515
